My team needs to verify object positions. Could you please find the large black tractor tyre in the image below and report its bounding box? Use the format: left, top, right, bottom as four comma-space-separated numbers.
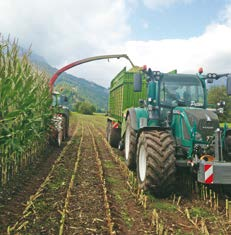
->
106, 121, 120, 148
124, 116, 136, 169
224, 134, 231, 161
136, 130, 176, 197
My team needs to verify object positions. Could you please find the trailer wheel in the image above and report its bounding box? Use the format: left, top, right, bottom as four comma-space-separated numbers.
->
136, 130, 176, 197
106, 121, 120, 148
124, 116, 136, 169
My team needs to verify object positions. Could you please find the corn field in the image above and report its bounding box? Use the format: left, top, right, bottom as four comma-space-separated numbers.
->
0, 37, 52, 187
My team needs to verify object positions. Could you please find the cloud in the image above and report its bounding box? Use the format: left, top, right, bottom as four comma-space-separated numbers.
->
72, 15, 231, 88
108, 23, 231, 76
220, 3, 231, 26
0, 0, 231, 88
142, 21, 149, 29
142, 0, 192, 10
0, 0, 130, 67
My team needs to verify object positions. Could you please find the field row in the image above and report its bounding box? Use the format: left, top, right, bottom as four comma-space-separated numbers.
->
1, 113, 231, 234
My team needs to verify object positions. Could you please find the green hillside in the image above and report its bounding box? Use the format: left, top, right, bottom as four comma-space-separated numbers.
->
29, 52, 109, 111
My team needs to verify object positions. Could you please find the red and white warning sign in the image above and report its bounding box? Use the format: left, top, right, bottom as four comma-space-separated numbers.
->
112, 121, 119, 129
204, 164, 214, 184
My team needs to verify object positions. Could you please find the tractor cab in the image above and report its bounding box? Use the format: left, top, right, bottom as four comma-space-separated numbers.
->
51, 91, 70, 146
158, 73, 206, 127
159, 73, 205, 108
52, 91, 68, 108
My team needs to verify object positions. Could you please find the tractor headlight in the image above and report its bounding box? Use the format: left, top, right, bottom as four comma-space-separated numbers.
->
207, 73, 217, 79
148, 104, 153, 111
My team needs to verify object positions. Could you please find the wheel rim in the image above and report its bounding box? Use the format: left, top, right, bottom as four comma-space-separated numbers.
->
139, 144, 146, 182
58, 131, 62, 146
125, 128, 130, 160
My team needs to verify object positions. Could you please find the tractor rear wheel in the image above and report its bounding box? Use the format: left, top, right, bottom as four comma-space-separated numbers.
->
106, 121, 120, 148
124, 116, 136, 169
136, 130, 176, 197
224, 135, 231, 161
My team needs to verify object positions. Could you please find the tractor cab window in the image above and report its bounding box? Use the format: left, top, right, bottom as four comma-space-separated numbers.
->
159, 74, 205, 108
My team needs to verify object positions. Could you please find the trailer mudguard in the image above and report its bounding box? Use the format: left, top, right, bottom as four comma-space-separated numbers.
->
126, 108, 138, 130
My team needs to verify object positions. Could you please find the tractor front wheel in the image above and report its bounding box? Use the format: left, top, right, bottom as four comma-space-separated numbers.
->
136, 130, 176, 197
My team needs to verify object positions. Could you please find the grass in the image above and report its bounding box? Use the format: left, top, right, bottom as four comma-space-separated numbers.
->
189, 206, 213, 218
152, 201, 177, 212
106, 176, 120, 185
147, 193, 177, 212
220, 123, 231, 128
121, 210, 133, 229
104, 160, 116, 169
174, 229, 194, 235
48, 164, 68, 191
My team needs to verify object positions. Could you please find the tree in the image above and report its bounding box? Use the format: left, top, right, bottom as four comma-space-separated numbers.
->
74, 101, 82, 112
75, 101, 96, 115
207, 86, 231, 122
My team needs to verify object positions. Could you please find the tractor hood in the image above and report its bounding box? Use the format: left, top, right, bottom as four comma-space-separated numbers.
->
183, 108, 219, 140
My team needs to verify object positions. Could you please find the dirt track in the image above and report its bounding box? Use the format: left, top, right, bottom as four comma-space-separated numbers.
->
0, 113, 231, 234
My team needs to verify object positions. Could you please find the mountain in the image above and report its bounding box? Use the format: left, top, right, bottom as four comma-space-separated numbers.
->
29, 52, 109, 111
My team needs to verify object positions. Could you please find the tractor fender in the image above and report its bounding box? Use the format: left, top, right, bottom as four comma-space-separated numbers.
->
126, 108, 138, 130
126, 108, 148, 131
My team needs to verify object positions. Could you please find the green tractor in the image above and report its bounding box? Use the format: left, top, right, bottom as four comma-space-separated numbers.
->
51, 91, 69, 146
107, 66, 231, 197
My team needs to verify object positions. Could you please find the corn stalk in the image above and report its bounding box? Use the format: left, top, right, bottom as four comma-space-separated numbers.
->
0, 36, 52, 187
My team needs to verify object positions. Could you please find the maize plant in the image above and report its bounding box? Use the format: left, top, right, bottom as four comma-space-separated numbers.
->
0, 36, 52, 187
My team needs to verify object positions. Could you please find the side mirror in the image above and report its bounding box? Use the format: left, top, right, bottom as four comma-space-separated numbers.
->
134, 73, 142, 92
207, 79, 213, 84
227, 75, 231, 96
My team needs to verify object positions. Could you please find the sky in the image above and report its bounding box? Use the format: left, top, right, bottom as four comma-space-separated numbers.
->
0, 0, 231, 88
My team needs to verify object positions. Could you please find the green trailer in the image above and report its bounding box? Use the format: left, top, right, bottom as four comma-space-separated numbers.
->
107, 67, 146, 147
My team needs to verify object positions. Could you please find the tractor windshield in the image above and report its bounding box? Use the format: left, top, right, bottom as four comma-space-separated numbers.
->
159, 74, 205, 107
